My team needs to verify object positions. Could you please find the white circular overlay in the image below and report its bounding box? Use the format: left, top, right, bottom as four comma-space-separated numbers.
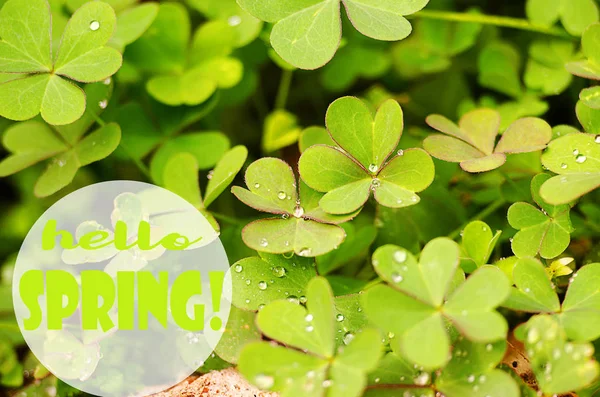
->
12, 181, 232, 396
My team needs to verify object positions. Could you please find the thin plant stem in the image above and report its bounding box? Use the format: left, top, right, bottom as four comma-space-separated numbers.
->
211, 212, 246, 226
448, 198, 506, 240
275, 69, 294, 110
408, 10, 573, 39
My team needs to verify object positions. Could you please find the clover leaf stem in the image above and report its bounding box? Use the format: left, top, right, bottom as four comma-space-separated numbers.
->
409, 10, 574, 39
448, 198, 506, 240
275, 69, 294, 110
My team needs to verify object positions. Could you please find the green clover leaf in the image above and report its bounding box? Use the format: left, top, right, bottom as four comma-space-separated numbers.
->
0, 0, 122, 125
508, 173, 573, 259
524, 315, 599, 395
478, 41, 523, 98
238, 277, 383, 397
524, 39, 575, 96
162, 145, 248, 229
424, 108, 552, 173
539, 131, 600, 204
527, 0, 599, 37
0, 82, 120, 197
567, 23, 600, 82
232, 158, 352, 257
213, 306, 261, 364
237, 0, 429, 69
504, 257, 600, 342
363, 238, 510, 369
460, 220, 502, 273
262, 110, 302, 153
127, 3, 243, 106
299, 96, 435, 215
186, 0, 263, 47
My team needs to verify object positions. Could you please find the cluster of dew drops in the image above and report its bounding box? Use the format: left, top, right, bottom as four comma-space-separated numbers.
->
559, 135, 600, 172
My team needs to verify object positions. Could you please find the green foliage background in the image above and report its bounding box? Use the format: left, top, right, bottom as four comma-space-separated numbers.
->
1, 0, 600, 396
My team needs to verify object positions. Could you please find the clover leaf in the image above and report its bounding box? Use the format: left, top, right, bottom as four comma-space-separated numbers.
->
230, 253, 317, 311
0, 82, 120, 197
460, 220, 502, 273
127, 3, 243, 106
508, 173, 573, 259
539, 131, 600, 204
162, 145, 248, 229
262, 110, 302, 153
523, 315, 599, 395
238, 277, 383, 397
237, 0, 429, 69
478, 41, 523, 99
232, 158, 353, 257
504, 258, 600, 342
526, 0, 599, 36
524, 39, 575, 96
363, 238, 510, 369
299, 97, 435, 215
567, 23, 600, 82
424, 108, 552, 173
0, 0, 122, 125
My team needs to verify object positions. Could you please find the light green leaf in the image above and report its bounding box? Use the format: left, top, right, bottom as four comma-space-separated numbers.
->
478, 42, 522, 98
204, 145, 248, 207
524, 315, 599, 395
162, 152, 202, 208
214, 306, 261, 364
300, 181, 360, 224
0, 74, 50, 122
262, 110, 302, 153
416, 238, 461, 306
526, 0, 561, 27
298, 126, 335, 152
232, 157, 297, 214
0, 121, 67, 176
319, 179, 372, 215
242, 217, 346, 257
150, 132, 230, 185
437, 369, 519, 397
269, 1, 341, 70
541, 132, 600, 174
230, 253, 317, 311
561, 0, 599, 36
256, 276, 335, 358
503, 257, 561, 313
325, 97, 402, 170
0, 0, 52, 73
238, 342, 328, 395
443, 266, 510, 341
299, 145, 368, 191
111, 3, 159, 50
40, 75, 86, 125
567, 23, 600, 80
581, 86, 600, 109
343, 0, 427, 41
146, 72, 217, 107
560, 263, 600, 341
460, 221, 502, 271
495, 117, 552, 154
54, 1, 122, 82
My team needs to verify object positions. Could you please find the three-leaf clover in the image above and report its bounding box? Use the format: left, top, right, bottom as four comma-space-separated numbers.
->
0, 0, 122, 125
0, 82, 121, 197
568, 23, 600, 109
126, 3, 243, 106
299, 97, 435, 215
508, 173, 573, 259
523, 315, 599, 395
539, 131, 600, 204
526, 0, 599, 36
232, 158, 355, 257
162, 146, 248, 230
424, 108, 552, 173
238, 276, 382, 397
362, 238, 510, 369
237, 0, 430, 69
524, 39, 575, 96
503, 258, 600, 342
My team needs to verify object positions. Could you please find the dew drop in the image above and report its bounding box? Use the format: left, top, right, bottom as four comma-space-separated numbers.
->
287, 295, 299, 304
255, 374, 274, 390
596, 135, 600, 144
393, 250, 407, 263
467, 374, 475, 383
103, 77, 111, 85
299, 296, 307, 304
573, 149, 580, 156
576, 154, 587, 163
89, 20, 100, 31
298, 247, 312, 257
391, 272, 403, 283
245, 279, 251, 286
272, 266, 286, 278
260, 238, 268, 247
371, 178, 381, 189
282, 213, 290, 219
228, 15, 242, 26
413, 372, 430, 386
294, 206, 305, 218
343, 332, 354, 345
486, 344, 493, 351
306, 325, 314, 332
278, 191, 287, 200
322, 380, 332, 388
305, 314, 313, 322
561, 163, 568, 169
336, 314, 344, 322
99, 100, 108, 109
234, 264, 243, 273
397, 149, 404, 156
368, 164, 379, 173
254, 183, 260, 189
258, 281, 267, 290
